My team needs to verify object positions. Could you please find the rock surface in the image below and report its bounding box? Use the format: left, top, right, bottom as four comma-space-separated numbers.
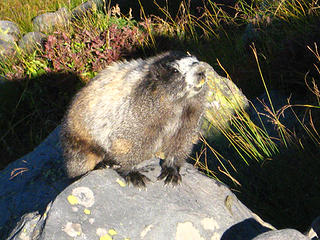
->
33, 7, 71, 34
306, 216, 320, 240
0, 20, 20, 58
2, 128, 312, 240
0, 32, 16, 43
72, 0, 105, 19
203, 67, 249, 134
0, 39, 16, 59
0, 20, 20, 42
0, 127, 71, 238
8, 158, 275, 240
18, 32, 47, 53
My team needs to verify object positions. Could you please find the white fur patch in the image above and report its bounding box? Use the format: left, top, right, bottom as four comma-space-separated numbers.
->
174, 56, 199, 75
173, 56, 201, 93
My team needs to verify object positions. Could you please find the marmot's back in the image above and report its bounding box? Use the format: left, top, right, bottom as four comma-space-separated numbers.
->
60, 51, 211, 187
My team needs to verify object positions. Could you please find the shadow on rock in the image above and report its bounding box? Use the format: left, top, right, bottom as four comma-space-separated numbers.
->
221, 218, 271, 240
0, 71, 81, 239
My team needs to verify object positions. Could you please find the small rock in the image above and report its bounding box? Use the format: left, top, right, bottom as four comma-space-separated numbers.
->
0, 39, 16, 59
0, 21, 19, 59
33, 7, 71, 34
72, 0, 104, 19
0, 32, 16, 43
6, 212, 41, 240
0, 20, 20, 42
6, 202, 52, 240
18, 32, 47, 53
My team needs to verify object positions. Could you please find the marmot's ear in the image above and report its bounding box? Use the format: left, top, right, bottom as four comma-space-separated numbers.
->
149, 62, 166, 79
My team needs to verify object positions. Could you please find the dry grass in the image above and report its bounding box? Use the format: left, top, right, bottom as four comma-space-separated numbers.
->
0, 0, 85, 32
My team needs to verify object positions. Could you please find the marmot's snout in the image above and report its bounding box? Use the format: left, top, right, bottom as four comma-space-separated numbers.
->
195, 69, 206, 86
189, 62, 208, 94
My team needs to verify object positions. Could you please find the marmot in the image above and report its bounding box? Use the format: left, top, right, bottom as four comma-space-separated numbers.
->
60, 51, 212, 187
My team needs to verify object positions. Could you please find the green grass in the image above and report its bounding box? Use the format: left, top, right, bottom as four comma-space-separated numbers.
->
0, 0, 320, 233
0, 0, 85, 33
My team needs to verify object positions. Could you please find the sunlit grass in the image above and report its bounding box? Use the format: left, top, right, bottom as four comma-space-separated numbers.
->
0, 0, 85, 33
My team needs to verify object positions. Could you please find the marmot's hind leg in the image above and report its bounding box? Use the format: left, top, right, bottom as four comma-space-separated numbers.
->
61, 134, 105, 178
64, 149, 103, 178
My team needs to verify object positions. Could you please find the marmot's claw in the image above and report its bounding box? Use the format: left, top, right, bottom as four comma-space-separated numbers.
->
157, 166, 182, 186
125, 171, 150, 188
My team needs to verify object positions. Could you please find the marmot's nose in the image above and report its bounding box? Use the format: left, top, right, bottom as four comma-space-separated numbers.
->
196, 71, 206, 79
195, 70, 206, 88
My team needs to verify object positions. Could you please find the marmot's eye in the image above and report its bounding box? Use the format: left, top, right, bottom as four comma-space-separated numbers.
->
172, 68, 179, 73
165, 63, 179, 74
169, 66, 179, 74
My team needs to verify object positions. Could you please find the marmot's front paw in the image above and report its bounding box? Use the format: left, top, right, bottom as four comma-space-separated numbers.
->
157, 166, 182, 185
125, 171, 150, 188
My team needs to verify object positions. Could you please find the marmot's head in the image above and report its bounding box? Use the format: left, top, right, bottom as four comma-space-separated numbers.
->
136, 51, 209, 100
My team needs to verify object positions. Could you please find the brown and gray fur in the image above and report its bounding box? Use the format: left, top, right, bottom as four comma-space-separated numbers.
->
60, 51, 210, 187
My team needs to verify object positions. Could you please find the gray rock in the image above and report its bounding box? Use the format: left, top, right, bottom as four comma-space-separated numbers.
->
6, 208, 49, 240
0, 21, 19, 59
8, 159, 275, 240
33, 7, 71, 34
72, 0, 105, 19
0, 39, 16, 59
203, 66, 249, 136
0, 20, 20, 42
0, 127, 70, 239
18, 32, 47, 53
0, 32, 16, 43
2, 127, 311, 240
252, 229, 310, 240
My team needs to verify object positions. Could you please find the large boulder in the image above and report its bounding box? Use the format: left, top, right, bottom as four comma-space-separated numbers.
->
6, 157, 312, 240
252, 229, 310, 240
1, 127, 311, 240
8, 158, 275, 240
0, 127, 71, 238
203, 64, 249, 135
